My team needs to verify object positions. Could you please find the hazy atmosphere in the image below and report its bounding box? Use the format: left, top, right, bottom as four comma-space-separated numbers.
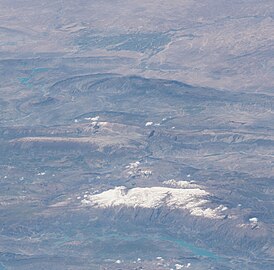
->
0, 1, 274, 269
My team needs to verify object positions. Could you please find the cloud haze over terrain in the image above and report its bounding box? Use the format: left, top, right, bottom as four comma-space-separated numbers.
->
0, 1, 273, 269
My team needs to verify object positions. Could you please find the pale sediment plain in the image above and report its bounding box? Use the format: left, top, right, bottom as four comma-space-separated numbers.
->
0, 1, 274, 269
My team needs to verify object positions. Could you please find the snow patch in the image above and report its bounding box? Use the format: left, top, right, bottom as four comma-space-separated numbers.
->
126, 161, 140, 169
125, 161, 152, 178
145, 121, 154, 126
175, 263, 191, 269
81, 183, 225, 219
249, 217, 258, 224
84, 116, 100, 121
163, 179, 199, 189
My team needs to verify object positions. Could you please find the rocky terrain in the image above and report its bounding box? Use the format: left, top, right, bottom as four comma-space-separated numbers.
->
0, 1, 274, 269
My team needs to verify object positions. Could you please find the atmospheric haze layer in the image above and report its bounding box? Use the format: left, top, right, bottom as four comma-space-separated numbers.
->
0, 1, 274, 270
